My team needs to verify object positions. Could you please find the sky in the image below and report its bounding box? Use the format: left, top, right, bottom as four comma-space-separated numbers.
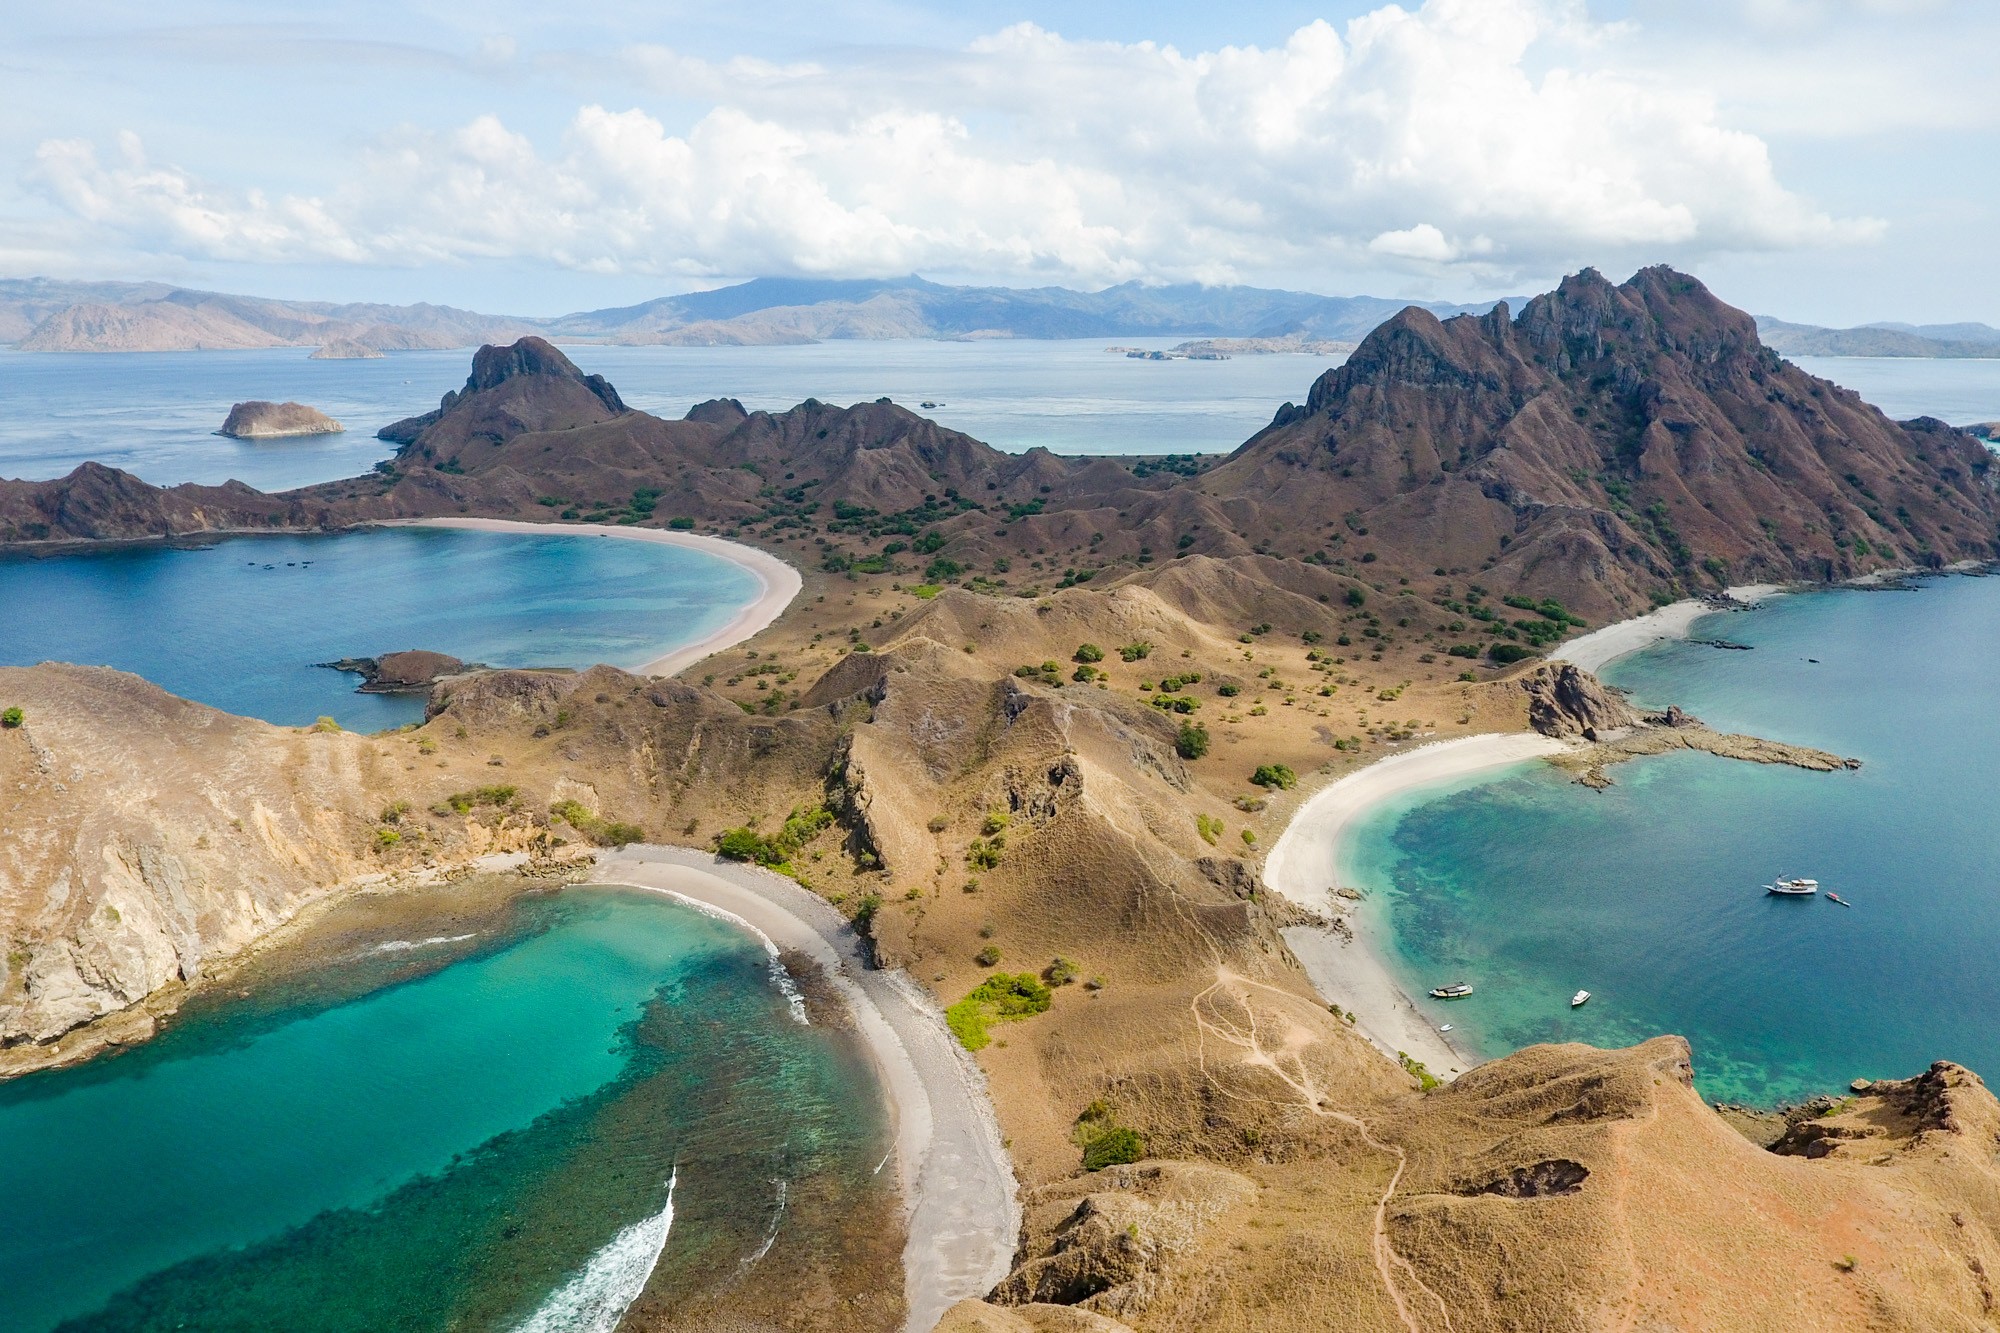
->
1, 0, 1995, 324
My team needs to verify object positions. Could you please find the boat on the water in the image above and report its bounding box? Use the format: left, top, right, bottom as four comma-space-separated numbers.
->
1429, 984, 1474, 999
1765, 876, 1819, 897
1571, 990, 1590, 1008
1827, 892, 1852, 907
1438, 1023, 1454, 1033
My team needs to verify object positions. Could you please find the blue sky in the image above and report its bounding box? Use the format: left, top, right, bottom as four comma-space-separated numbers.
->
3, 0, 1995, 323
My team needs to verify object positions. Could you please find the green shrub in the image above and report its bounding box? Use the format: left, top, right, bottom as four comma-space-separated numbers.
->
1081, 1126, 1146, 1171
1196, 813, 1224, 845
975, 944, 1003, 966
1399, 1051, 1441, 1091
1118, 641, 1153, 662
310, 716, 342, 733
924, 556, 963, 582
714, 804, 835, 867
1346, 588, 1366, 607
947, 972, 1053, 1050
966, 836, 1005, 869
1486, 643, 1536, 664
980, 811, 1012, 836
1045, 956, 1080, 985
1250, 763, 1297, 790
1175, 722, 1210, 760
1216, 683, 1240, 697
374, 828, 402, 848
1073, 642, 1105, 663
0, 707, 21, 729
667, 516, 695, 530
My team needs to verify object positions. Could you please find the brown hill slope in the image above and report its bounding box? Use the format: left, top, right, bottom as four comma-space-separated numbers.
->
1189, 267, 1998, 621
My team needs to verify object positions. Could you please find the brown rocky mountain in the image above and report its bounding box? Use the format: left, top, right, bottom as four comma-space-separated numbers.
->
216, 400, 344, 439
1177, 266, 1999, 621
3, 268, 1995, 626
14, 288, 540, 353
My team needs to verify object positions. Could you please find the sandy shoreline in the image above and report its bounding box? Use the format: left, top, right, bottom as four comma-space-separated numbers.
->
1264, 734, 1571, 1078
375, 517, 802, 678
590, 845, 1017, 1333
1551, 583, 1788, 675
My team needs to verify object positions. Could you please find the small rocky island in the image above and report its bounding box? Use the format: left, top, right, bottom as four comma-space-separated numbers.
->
319, 649, 471, 693
309, 338, 384, 360
216, 401, 345, 438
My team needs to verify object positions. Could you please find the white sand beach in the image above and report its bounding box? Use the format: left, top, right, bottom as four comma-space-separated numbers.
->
1264, 734, 1571, 1079
381, 517, 802, 678
591, 846, 1017, 1333
1552, 583, 1787, 675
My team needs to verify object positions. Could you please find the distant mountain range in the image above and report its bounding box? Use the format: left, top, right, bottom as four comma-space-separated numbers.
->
1756, 316, 2000, 359
0, 275, 1500, 354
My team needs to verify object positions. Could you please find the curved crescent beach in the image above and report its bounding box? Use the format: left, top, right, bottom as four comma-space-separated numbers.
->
1266, 585, 1790, 1081
1264, 735, 1570, 1079
591, 846, 1018, 1333
379, 517, 803, 678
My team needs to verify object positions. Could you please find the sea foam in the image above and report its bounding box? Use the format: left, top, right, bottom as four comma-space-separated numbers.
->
512, 1168, 678, 1333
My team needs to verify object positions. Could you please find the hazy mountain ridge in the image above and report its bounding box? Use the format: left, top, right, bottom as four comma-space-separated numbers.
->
1757, 315, 2000, 359
4, 274, 1501, 352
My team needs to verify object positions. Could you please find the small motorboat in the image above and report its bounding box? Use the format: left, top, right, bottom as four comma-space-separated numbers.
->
1429, 984, 1474, 1000
1438, 1024, 1454, 1033
1765, 876, 1819, 897
1827, 892, 1852, 907
1571, 990, 1591, 1008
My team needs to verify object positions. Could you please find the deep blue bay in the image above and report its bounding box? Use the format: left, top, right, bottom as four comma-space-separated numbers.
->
1341, 573, 2000, 1106
0, 526, 761, 729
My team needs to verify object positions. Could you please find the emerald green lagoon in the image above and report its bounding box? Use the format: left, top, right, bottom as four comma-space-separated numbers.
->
1341, 574, 2000, 1106
0, 886, 890, 1332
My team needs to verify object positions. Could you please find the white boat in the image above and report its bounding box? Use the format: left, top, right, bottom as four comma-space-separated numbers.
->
1571, 990, 1590, 1008
1438, 1023, 1454, 1033
1765, 876, 1819, 897
1429, 983, 1474, 999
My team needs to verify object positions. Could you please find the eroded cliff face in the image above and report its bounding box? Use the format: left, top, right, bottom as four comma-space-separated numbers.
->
0, 665, 559, 1054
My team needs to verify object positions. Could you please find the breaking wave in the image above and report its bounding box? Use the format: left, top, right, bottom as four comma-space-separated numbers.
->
369, 932, 476, 955
512, 1168, 677, 1333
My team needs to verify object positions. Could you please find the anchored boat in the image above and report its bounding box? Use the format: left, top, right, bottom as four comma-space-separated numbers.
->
1429, 984, 1474, 1000
1765, 876, 1819, 897
1571, 990, 1591, 1008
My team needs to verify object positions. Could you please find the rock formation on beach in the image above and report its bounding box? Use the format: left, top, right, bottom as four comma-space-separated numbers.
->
217, 400, 345, 439
309, 337, 384, 360
319, 649, 469, 693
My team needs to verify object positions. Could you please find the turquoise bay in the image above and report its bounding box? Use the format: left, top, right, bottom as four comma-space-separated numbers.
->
1342, 574, 2000, 1106
0, 526, 761, 729
0, 887, 889, 1333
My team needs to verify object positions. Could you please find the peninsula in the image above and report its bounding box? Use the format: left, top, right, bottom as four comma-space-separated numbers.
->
7, 266, 2000, 1332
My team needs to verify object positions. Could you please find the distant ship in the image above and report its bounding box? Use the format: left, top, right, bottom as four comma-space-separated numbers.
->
1571, 990, 1591, 1008
1765, 876, 1819, 897
1429, 983, 1474, 999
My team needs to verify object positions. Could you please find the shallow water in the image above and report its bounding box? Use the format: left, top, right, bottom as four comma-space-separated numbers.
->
0, 526, 760, 728
1340, 574, 2000, 1105
0, 339, 1342, 489
0, 885, 891, 1333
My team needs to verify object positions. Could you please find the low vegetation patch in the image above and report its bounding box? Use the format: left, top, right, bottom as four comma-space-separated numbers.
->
549, 799, 644, 847
440, 785, 518, 814
1250, 763, 1297, 790
947, 972, 1053, 1050
1075, 1100, 1146, 1170
713, 804, 836, 870
1175, 722, 1210, 759
0, 707, 22, 729
1399, 1051, 1441, 1091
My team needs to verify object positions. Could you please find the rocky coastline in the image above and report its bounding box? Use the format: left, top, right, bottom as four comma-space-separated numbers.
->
216, 400, 345, 439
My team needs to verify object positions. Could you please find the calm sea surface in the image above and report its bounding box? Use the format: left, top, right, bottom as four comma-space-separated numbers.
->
0, 887, 889, 1333
1341, 574, 2000, 1105
0, 340, 1341, 490
0, 527, 760, 729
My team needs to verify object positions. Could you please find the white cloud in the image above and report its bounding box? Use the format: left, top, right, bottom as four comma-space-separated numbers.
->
26, 0, 1880, 288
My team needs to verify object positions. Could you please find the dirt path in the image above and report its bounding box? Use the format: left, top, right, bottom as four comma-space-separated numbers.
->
1190, 969, 1455, 1333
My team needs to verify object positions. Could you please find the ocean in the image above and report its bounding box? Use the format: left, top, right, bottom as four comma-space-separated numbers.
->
0, 526, 761, 729
0, 339, 1343, 491
1340, 573, 2000, 1106
0, 884, 893, 1333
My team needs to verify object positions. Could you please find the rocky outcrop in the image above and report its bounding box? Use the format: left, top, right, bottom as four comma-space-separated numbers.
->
376, 335, 626, 446
1554, 717, 1858, 788
309, 338, 384, 360
320, 649, 471, 693
1521, 663, 1640, 739
217, 400, 344, 438
0, 461, 335, 548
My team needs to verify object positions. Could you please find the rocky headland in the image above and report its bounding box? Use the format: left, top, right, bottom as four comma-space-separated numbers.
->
216, 400, 344, 439
318, 649, 473, 693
